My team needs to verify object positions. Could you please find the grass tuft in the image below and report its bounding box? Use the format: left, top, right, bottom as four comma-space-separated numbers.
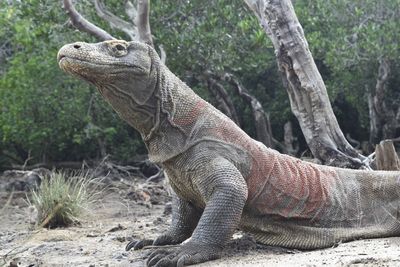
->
31, 171, 102, 228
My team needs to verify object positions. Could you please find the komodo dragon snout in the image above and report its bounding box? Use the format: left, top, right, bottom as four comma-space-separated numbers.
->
58, 40, 157, 105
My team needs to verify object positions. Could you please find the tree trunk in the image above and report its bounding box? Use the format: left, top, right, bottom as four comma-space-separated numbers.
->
368, 59, 397, 144
245, 0, 366, 168
368, 90, 381, 146
284, 121, 299, 155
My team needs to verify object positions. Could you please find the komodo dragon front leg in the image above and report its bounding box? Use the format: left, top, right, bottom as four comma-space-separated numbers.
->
140, 157, 248, 267
126, 194, 202, 250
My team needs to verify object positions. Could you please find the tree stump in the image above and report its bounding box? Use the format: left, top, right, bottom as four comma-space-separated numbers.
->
375, 140, 400, 171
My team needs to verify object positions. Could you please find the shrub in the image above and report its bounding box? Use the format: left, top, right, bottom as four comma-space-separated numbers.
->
30, 171, 101, 228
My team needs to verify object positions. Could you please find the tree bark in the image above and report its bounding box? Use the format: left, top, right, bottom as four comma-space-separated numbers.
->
244, 0, 366, 168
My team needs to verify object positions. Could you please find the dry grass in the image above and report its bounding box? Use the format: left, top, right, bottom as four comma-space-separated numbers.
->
30, 171, 103, 228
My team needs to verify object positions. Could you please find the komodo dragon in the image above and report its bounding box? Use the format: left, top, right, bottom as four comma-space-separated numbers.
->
58, 40, 400, 266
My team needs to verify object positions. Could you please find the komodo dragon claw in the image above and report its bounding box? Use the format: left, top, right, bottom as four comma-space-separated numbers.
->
126, 239, 153, 251
126, 232, 192, 251
146, 242, 221, 267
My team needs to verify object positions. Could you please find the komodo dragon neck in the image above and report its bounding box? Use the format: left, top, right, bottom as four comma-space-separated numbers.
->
94, 58, 190, 143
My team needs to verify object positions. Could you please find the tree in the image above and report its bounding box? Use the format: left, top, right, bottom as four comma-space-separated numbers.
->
245, 0, 368, 168
296, 0, 400, 146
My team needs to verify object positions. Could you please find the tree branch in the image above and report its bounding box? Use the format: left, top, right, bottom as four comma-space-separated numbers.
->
223, 73, 274, 148
207, 78, 241, 126
125, 0, 138, 23
62, 0, 115, 41
136, 0, 153, 47
159, 44, 166, 64
94, 0, 136, 40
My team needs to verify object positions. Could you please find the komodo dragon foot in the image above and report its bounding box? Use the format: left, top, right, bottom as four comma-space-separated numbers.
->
126, 231, 193, 251
146, 242, 222, 267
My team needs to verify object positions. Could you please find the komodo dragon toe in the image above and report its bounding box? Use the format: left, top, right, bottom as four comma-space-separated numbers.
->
146, 242, 222, 267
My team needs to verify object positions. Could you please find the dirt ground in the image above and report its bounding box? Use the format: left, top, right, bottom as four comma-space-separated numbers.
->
1, 172, 400, 267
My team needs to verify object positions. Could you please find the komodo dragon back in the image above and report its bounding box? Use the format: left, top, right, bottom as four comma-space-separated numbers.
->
58, 40, 400, 266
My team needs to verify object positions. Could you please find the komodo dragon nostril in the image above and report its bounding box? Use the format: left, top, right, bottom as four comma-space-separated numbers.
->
73, 44, 81, 49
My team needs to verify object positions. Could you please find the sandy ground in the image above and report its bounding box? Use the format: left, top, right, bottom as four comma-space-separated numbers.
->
1, 174, 400, 267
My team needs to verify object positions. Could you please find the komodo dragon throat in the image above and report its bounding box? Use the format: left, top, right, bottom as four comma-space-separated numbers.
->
58, 40, 400, 266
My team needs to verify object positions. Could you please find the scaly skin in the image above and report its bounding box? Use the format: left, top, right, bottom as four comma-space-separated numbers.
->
58, 40, 400, 266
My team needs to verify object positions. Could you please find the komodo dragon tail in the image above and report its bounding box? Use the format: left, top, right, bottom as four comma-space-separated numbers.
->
241, 165, 400, 249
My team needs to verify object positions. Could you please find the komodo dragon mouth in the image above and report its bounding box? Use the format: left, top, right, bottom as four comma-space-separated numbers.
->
58, 54, 144, 69
57, 54, 146, 78
58, 56, 139, 79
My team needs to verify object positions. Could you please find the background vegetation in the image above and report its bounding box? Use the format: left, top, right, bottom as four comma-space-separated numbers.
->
0, 0, 399, 170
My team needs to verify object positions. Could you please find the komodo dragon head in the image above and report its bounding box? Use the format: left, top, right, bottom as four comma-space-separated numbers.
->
58, 40, 164, 135
57, 40, 159, 106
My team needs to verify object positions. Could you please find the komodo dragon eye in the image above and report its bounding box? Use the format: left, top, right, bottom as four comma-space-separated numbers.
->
111, 43, 128, 56
115, 44, 125, 51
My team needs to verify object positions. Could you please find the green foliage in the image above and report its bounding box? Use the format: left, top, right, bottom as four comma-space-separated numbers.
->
31, 171, 101, 228
0, 0, 146, 168
152, 0, 274, 75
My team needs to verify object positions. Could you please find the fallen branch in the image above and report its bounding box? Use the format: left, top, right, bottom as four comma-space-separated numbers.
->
0, 190, 14, 214
38, 202, 63, 228
10, 161, 87, 170
146, 168, 164, 183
